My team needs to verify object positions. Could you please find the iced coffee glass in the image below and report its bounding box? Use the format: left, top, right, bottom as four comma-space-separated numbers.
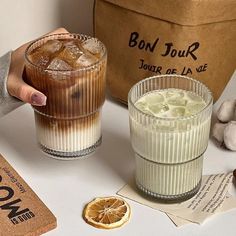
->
25, 33, 107, 160
128, 75, 213, 202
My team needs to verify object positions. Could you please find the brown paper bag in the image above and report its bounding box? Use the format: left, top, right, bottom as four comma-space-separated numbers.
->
94, 0, 236, 103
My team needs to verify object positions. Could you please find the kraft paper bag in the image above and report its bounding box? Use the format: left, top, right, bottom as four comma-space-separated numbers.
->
94, 0, 236, 103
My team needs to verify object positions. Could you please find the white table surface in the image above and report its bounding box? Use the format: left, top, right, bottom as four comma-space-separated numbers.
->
0, 72, 236, 236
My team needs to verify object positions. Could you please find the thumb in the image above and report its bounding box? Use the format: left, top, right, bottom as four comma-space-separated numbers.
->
8, 76, 47, 106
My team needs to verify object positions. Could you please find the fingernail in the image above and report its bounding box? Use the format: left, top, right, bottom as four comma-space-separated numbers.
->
31, 93, 47, 106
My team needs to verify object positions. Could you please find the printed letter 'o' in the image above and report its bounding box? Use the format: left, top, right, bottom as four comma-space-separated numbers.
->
0, 186, 14, 202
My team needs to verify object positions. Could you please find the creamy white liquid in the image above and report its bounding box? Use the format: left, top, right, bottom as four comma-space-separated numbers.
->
131, 89, 211, 197
35, 113, 101, 153
135, 154, 203, 196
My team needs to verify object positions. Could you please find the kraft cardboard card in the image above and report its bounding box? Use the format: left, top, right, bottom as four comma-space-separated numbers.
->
0, 154, 57, 236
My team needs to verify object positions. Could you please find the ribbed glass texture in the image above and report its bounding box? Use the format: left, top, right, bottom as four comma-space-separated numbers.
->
136, 154, 203, 197
25, 33, 107, 159
128, 75, 213, 201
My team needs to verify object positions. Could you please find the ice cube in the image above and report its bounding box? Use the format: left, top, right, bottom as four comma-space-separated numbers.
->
82, 38, 101, 55
186, 102, 206, 115
28, 52, 50, 68
166, 90, 184, 99
59, 41, 84, 64
149, 103, 169, 116
145, 92, 164, 105
135, 100, 155, 115
170, 107, 186, 117
42, 40, 63, 54
187, 92, 203, 102
28, 40, 63, 67
74, 54, 98, 68
135, 101, 148, 111
47, 58, 72, 70
167, 98, 187, 106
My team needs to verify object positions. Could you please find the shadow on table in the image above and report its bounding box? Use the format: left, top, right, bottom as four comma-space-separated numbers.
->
0, 105, 135, 181
96, 128, 135, 183
0, 111, 61, 169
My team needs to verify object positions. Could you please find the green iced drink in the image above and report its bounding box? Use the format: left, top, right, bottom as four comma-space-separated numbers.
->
128, 75, 212, 202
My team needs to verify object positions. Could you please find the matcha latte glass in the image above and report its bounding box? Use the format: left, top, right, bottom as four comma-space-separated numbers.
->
128, 75, 213, 202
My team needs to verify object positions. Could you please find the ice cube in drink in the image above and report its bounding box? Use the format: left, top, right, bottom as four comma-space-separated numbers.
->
136, 89, 206, 118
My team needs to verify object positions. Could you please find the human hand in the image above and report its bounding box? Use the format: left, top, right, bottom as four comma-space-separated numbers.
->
7, 28, 68, 106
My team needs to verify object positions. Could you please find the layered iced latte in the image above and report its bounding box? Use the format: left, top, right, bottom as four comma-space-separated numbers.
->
25, 34, 107, 159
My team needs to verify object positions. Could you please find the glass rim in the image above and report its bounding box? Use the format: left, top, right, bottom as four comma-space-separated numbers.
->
128, 74, 213, 121
25, 33, 107, 73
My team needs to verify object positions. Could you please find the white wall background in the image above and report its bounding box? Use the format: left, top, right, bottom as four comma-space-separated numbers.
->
0, 0, 94, 55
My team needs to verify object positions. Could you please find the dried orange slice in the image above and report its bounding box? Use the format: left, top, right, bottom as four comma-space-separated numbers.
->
83, 196, 131, 229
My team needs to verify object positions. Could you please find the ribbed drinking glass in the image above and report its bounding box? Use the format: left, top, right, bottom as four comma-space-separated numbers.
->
25, 33, 107, 160
128, 75, 212, 202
